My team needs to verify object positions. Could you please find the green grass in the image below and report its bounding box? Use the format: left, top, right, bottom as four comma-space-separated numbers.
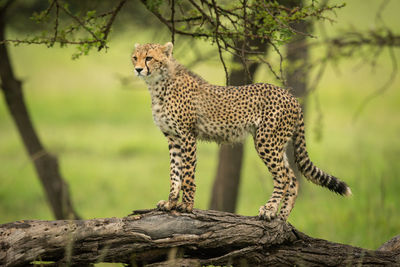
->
1, 0, 400, 255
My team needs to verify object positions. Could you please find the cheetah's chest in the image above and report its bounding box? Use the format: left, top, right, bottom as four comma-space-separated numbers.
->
151, 101, 178, 135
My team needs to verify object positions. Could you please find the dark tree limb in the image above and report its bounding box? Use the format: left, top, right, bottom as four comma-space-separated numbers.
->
0, 209, 399, 267
0, 9, 80, 220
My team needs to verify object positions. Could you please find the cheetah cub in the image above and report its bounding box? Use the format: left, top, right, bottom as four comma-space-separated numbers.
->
132, 42, 351, 221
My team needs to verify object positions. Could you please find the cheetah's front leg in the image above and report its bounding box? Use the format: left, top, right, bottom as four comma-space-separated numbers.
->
176, 133, 197, 212
157, 135, 183, 211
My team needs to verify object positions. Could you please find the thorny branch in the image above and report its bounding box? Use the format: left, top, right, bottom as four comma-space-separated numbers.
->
98, 0, 127, 50
57, 1, 102, 44
170, 0, 175, 44
138, 0, 400, 116
0, 0, 127, 58
239, 0, 252, 82
52, 1, 59, 45
139, 0, 345, 84
211, 0, 229, 85
0, 0, 399, 108
262, 1, 314, 39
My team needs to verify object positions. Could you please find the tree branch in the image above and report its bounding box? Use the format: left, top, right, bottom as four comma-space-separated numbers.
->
98, 0, 127, 51
328, 30, 400, 48
211, 0, 229, 85
1, 209, 399, 266
57, 1, 102, 44
0, 17, 80, 220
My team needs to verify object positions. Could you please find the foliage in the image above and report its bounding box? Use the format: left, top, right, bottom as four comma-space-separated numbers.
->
1, 0, 127, 59
1, 0, 344, 62
141, 0, 345, 83
1, 0, 398, 88
144, 0, 343, 45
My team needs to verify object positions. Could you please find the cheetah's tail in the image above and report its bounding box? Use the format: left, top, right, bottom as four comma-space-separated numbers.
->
293, 109, 352, 196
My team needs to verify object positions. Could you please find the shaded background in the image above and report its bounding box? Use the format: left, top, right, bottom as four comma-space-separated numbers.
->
1, 0, 399, 253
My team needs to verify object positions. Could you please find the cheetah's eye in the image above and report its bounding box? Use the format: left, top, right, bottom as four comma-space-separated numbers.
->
146, 56, 153, 61
133, 56, 137, 61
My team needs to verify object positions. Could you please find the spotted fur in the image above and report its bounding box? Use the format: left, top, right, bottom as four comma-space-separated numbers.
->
132, 42, 352, 221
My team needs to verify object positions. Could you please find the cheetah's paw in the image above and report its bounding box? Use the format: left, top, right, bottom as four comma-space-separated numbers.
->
176, 202, 193, 213
157, 200, 177, 211
258, 205, 278, 221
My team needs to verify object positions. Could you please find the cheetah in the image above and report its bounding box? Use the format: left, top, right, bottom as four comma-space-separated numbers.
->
132, 42, 351, 221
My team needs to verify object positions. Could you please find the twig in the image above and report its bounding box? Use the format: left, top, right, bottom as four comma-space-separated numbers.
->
52, 1, 59, 46
267, 39, 286, 85
239, 0, 252, 82
58, 1, 101, 43
211, 0, 229, 85
263, 2, 314, 38
352, 46, 398, 121
98, 0, 127, 51
307, 58, 327, 94
375, 0, 390, 28
256, 56, 282, 82
167, 15, 202, 23
188, 0, 216, 27
0, 38, 99, 45
171, 0, 175, 44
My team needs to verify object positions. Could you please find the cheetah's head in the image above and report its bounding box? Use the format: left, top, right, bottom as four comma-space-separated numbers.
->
132, 42, 174, 80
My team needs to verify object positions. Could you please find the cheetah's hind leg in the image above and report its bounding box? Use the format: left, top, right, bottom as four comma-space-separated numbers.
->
254, 130, 289, 221
277, 152, 299, 220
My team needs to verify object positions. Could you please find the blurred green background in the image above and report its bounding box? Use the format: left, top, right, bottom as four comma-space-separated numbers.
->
0, 0, 399, 252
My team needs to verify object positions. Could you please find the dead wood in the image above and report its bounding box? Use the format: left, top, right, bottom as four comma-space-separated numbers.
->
0, 209, 399, 267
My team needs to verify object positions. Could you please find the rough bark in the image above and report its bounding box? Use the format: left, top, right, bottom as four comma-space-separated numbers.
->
210, 39, 267, 213
379, 235, 400, 252
0, 10, 80, 220
1, 209, 399, 267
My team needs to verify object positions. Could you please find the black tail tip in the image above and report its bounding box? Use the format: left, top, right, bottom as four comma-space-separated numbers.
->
327, 178, 352, 196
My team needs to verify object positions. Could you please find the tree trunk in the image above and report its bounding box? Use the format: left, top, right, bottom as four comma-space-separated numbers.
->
210, 143, 244, 212
0, 12, 80, 220
209, 40, 267, 212
284, 0, 311, 183
1, 209, 399, 266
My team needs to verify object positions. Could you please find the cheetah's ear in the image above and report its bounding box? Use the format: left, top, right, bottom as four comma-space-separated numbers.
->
163, 42, 173, 57
134, 43, 140, 50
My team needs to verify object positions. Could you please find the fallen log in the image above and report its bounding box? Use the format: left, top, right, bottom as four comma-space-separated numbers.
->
0, 209, 399, 266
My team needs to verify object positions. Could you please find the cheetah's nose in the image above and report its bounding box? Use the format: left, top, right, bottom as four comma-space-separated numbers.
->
135, 67, 143, 74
